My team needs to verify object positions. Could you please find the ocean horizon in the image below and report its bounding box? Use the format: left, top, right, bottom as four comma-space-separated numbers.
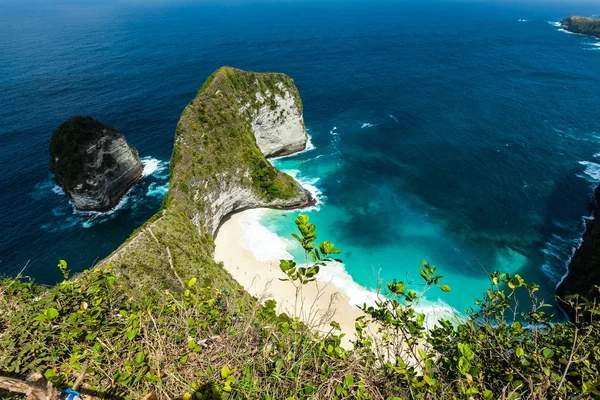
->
2, 0, 600, 318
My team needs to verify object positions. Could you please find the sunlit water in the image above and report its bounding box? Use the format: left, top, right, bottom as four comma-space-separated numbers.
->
1, 1, 600, 318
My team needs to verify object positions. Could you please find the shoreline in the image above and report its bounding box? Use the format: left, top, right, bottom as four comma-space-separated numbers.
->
214, 211, 367, 346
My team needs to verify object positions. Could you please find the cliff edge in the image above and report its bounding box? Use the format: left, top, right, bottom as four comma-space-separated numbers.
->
49, 116, 143, 211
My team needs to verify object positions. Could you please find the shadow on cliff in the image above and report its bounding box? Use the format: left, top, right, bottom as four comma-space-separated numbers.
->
507, 167, 593, 321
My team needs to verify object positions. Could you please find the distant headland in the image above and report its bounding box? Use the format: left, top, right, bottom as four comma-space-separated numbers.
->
560, 16, 600, 38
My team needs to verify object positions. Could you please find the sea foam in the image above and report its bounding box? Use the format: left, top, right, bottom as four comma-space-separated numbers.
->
142, 156, 167, 177
238, 209, 296, 262
283, 168, 325, 208
577, 161, 600, 184
37, 156, 169, 231
361, 122, 376, 129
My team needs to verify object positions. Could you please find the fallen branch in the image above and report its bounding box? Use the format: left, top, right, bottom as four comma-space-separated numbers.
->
0, 373, 58, 400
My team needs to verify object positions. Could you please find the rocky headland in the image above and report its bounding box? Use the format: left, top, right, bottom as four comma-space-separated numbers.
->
49, 116, 143, 211
560, 16, 600, 38
100, 67, 312, 292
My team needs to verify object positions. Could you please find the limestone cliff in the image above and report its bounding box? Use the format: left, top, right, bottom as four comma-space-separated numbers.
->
99, 67, 311, 293
251, 82, 307, 157
560, 16, 600, 38
49, 116, 143, 211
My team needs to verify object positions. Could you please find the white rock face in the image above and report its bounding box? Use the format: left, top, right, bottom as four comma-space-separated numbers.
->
196, 171, 309, 236
252, 88, 307, 158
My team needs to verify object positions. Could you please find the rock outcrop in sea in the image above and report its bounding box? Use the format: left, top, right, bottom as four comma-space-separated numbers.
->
49, 116, 143, 211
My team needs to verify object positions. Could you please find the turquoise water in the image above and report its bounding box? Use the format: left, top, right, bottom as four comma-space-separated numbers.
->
2, 1, 600, 318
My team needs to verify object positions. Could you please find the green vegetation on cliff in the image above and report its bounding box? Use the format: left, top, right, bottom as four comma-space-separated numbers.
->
560, 16, 600, 38
2, 223, 600, 399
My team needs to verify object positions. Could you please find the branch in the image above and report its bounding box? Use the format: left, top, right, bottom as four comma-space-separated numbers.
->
0, 373, 58, 400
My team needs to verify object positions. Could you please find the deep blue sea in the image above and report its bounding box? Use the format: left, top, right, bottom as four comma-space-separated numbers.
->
2, 0, 600, 317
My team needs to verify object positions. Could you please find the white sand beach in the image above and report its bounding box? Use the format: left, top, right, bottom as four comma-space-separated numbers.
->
214, 211, 369, 347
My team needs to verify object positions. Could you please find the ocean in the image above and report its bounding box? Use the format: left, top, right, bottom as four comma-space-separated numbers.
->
2, 0, 600, 318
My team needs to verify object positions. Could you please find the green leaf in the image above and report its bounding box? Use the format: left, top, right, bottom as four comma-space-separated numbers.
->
221, 366, 233, 379
542, 348, 554, 359
440, 284, 451, 292
343, 375, 354, 388
187, 277, 197, 288
279, 260, 296, 272
45, 308, 59, 320
458, 357, 471, 375
44, 369, 57, 380
516, 347, 524, 358
135, 352, 145, 364
295, 214, 309, 226
319, 240, 338, 256
458, 343, 474, 361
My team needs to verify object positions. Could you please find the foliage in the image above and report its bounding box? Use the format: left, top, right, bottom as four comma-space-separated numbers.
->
279, 214, 341, 315
3, 215, 600, 399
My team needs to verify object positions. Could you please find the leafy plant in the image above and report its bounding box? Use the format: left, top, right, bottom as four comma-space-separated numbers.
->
279, 214, 341, 315
57, 259, 69, 280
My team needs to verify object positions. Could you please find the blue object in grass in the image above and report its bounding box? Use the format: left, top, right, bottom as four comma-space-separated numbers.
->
60, 388, 82, 400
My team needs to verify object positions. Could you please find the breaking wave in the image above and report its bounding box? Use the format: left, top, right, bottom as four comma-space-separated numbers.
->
31, 156, 169, 231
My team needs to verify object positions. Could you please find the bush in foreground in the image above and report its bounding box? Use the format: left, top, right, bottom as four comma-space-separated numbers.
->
1, 215, 599, 399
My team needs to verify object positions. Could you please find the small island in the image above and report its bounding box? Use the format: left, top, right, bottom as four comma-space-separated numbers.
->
560, 16, 600, 38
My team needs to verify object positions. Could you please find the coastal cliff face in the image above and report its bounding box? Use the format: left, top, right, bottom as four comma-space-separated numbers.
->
100, 67, 310, 292
560, 16, 600, 38
557, 185, 600, 320
49, 116, 143, 211
251, 82, 307, 157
